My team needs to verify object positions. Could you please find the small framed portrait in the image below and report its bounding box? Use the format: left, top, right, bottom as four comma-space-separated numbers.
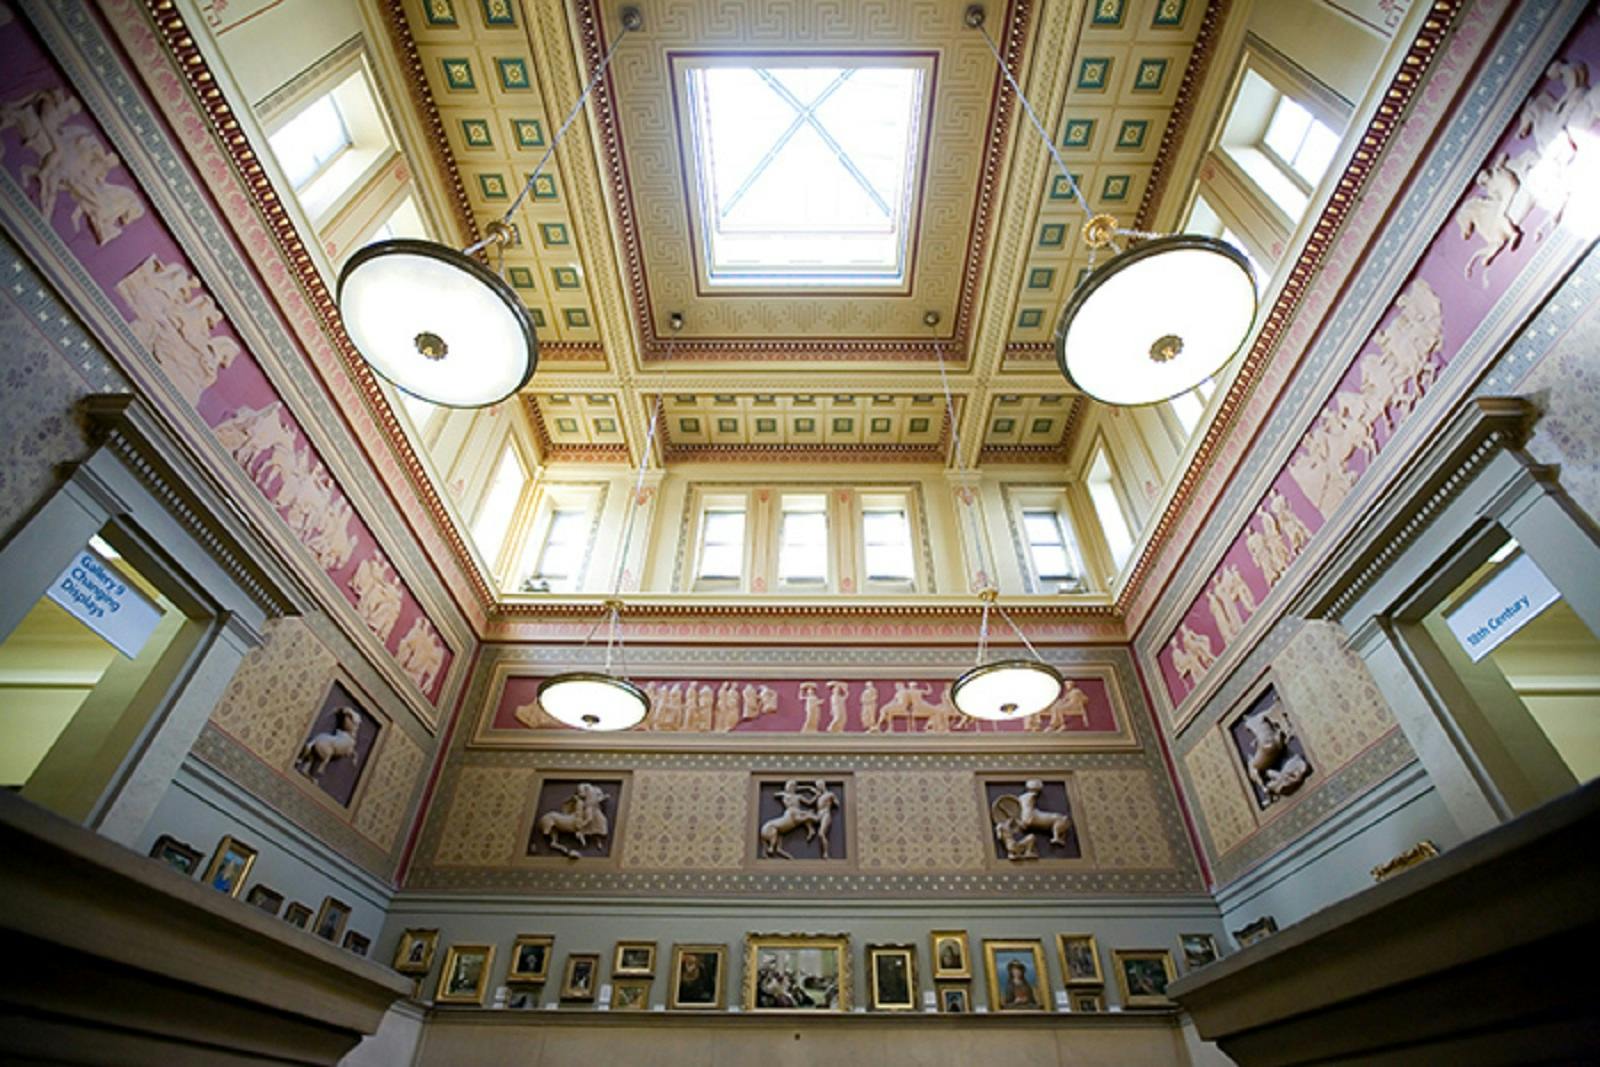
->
1056, 932, 1103, 986
929, 930, 971, 980
393, 928, 440, 975
506, 988, 539, 1010
1071, 989, 1105, 1013
343, 931, 371, 957
612, 940, 656, 977
244, 884, 284, 916
201, 835, 257, 898
611, 979, 652, 1011
436, 944, 496, 1005
1233, 915, 1278, 948
560, 952, 600, 1002
937, 984, 969, 1013
1113, 949, 1178, 1008
983, 939, 1048, 1013
149, 835, 203, 875
743, 933, 851, 1012
1180, 933, 1220, 971
866, 944, 917, 1012
668, 944, 726, 1010
313, 896, 352, 943
283, 902, 313, 930
507, 934, 554, 982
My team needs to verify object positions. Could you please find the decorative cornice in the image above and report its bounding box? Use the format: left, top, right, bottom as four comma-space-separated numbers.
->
574, 0, 1033, 362
140, 0, 499, 614
1132, 0, 1231, 232
1115, 0, 1464, 614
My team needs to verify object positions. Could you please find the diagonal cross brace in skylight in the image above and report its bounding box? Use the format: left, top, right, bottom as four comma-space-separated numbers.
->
684, 60, 928, 288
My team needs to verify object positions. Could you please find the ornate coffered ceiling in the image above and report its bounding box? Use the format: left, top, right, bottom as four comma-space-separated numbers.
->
386, 0, 1217, 466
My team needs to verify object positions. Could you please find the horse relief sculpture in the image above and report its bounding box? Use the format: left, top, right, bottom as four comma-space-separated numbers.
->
758, 780, 840, 860
990, 780, 1075, 862
115, 255, 240, 406
1239, 705, 1312, 806
0, 87, 145, 243
535, 782, 611, 859
295, 706, 360, 780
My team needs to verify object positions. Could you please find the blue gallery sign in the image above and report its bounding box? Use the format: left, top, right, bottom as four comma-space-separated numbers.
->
1443, 551, 1560, 663
46, 545, 164, 658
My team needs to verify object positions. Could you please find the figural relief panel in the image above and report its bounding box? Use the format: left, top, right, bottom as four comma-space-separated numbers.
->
1228, 687, 1313, 811
853, 770, 986, 873
753, 776, 850, 867
981, 777, 1083, 865
523, 775, 629, 866
293, 680, 383, 809
0, 87, 144, 243
1154, 19, 1600, 717
619, 769, 747, 871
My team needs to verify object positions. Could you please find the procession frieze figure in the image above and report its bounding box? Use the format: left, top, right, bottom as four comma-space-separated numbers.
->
0, 87, 145, 243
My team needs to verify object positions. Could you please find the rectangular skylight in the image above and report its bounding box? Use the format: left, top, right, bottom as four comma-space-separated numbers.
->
681, 58, 930, 288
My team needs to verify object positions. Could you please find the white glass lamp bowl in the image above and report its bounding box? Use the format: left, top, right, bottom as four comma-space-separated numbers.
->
951, 659, 1064, 722
537, 672, 650, 731
337, 239, 537, 408
1056, 235, 1256, 406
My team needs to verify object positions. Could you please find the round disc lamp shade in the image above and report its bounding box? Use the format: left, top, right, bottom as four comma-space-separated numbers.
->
537, 672, 650, 731
951, 659, 1064, 722
1056, 235, 1257, 406
337, 239, 537, 408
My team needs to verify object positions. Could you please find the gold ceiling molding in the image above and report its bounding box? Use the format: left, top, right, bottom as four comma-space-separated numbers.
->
572, 0, 1033, 363
1114, 0, 1466, 615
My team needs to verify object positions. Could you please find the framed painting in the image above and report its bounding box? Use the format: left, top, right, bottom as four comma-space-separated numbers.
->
612, 940, 656, 977
1071, 989, 1105, 1013
201, 835, 257, 897
866, 944, 917, 1011
929, 929, 971, 980
283, 902, 313, 930
149, 834, 203, 876
1056, 932, 1103, 985
611, 979, 652, 1011
1180, 932, 1220, 971
560, 953, 600, 1002
1113, 949, 1177, 1008
507, 934, 554, 982
743, 934, 851, 1012
313, 896, 351, 943
343, 930, 371, 957
393, 928, 439, 975
244, 884, 283, 916
983, 939, 1048, 1012
436, 944, 496, 1005
668, 944, 726, 1010
937, 983, 970, 1013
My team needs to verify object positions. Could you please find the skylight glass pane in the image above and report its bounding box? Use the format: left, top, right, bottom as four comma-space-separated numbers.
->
470, 445, 526, 565
535, 509, 585, 586
698, 508, 746, 580
1262, 96, 1312, 166
686, 61, 925, 287
779, 500, 828, 582
1023, 511, 1063, 547
269, 95, 351, 191
863, 508, 912, 581
1088, 449, 1135, 569
1169, 389, 1206, 435
1293, 118, 1340, 183
1031, 545, 1072, 579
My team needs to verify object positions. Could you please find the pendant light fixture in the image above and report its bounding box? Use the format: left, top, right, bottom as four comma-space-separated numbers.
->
537, 394, 663, 731
929, 311, 1065, 722
967, 6, 1257, 406
337, 8, 643, 408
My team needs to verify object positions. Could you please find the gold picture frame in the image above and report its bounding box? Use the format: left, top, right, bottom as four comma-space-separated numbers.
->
929, 929, 971, 980
1179, 932, 1220, 971
435, 944, 496, 1005
1071, 989, 1105, 1013
392, 928, 439, 975
610, 978, 652, 1011
312, 896, 351, 943
1112, 949, 1178, 1008
668, 943, 726, 1010
507, 934, 554, 982
937, 983, 970, 1013
743, 933, 851, 1012
866, 944, 917, 1011
1056, 932, 1103, 986
560, 952, 600, 1002
983, 939, 1048, 1012
200, 835, 257, 898
612, 939, 657, 977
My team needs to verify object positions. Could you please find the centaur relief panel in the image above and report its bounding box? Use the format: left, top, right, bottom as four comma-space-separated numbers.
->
473, 668, 1137, 749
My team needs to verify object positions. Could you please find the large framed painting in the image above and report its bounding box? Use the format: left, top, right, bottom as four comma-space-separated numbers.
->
866, 944, 917, 1011
983, 939, 1049, 1012
743, 933, 851, 1012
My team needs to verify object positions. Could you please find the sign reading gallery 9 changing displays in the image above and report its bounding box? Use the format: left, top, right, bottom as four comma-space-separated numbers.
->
1443, 551, 1560, 663
46, 545, 164, 658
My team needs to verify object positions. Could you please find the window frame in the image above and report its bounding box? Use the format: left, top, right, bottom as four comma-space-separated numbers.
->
858, 492, 919, 593
1085, 437, 1138, 573
692, 494, 751, 591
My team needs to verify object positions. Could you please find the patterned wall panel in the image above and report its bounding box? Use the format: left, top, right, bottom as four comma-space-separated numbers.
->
429, 764, 538, 867
854, 770, 988, 873
209, 619, 339, 772
618, 769, 748, 871
1076, 768, 1176, 869
1183, 724, 1255, 859
1273, 621, 1397, 769
353, 725, 428, 852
